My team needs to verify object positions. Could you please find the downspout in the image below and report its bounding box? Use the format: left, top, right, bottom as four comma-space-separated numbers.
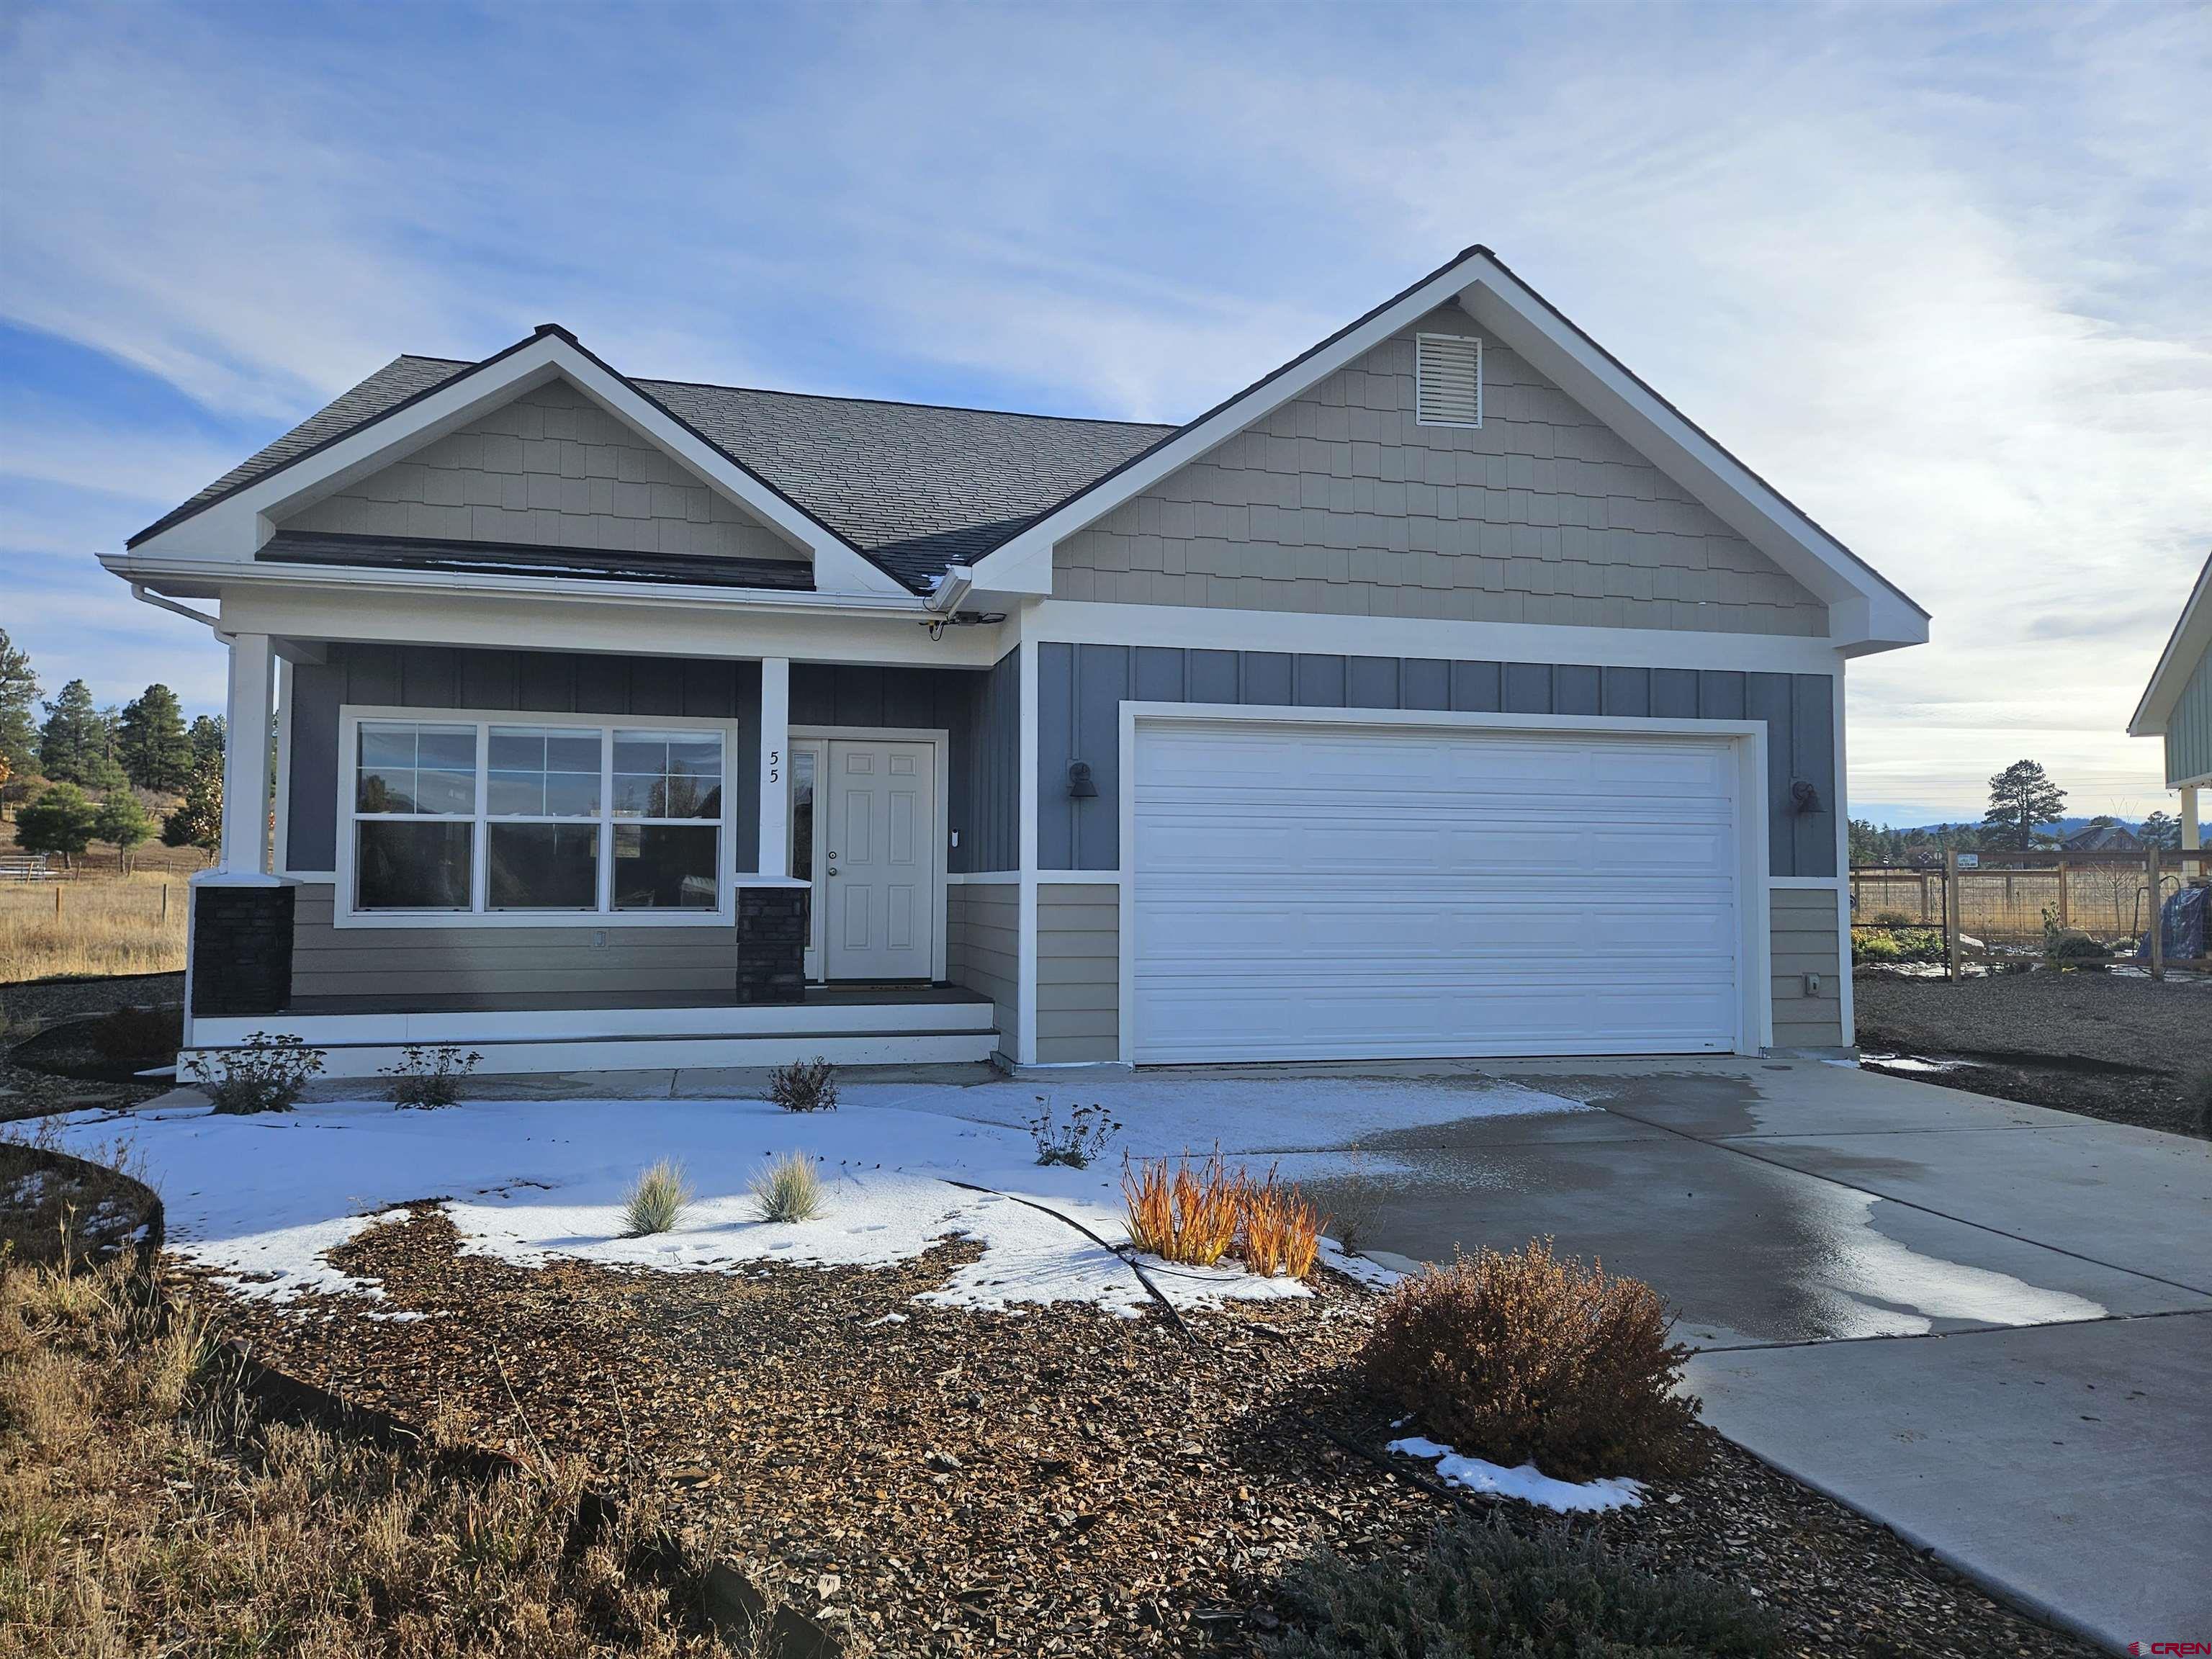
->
130, 582, 231, 640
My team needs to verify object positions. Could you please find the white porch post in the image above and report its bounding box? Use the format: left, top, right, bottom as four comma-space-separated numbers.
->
2184, 785, 2203, 876
219, 631, 277, 881
757, 657, 790, 878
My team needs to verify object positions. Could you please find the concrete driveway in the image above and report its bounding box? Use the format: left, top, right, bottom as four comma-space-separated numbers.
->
1281, 1058, 2212, 1655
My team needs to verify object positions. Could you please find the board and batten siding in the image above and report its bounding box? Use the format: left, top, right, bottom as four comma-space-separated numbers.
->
282, 380, 807, 566
1769, 886, 1844, 1050
1036, 644, 1835, 878
289, 883, 740, 1006
1036, 884, 1118, 1064
2165, 644, 2212, 788
1052, 311, 1825, 637
945, 882, 1019, 1053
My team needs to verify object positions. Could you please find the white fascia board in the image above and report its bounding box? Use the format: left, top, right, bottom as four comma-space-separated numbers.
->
127, 333, 911, 600
1456, 271, 1926, 652
965, 250, 1503, 596
177, 564, 1011, 670
2128, 550, 2212, 736
1028, 598, 1847, 675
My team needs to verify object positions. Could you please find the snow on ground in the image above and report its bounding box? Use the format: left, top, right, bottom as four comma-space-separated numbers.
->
1385, 1436, 1645, 1514
40, 1077, 1576, 1319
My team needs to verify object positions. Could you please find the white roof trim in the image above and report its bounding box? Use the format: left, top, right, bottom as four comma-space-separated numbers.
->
2129, 549, 2212, 737
963, 248, 1928, 653
127, 331, 912, 599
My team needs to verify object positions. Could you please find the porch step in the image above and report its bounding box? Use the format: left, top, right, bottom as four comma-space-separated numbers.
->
181, 1025, 999, 1080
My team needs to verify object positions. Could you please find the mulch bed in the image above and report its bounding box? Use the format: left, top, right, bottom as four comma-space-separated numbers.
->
1855, 968, 2208, 1140
0, 971, 183, 1122
185, 1208, 2094, 1659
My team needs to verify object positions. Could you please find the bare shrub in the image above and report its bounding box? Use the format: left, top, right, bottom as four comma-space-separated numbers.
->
1362, 1238, 1704, 1482
382, 1043, 482, 1110
1026, 1097, 1120, 1168
750, 1151, 822, 1223
1239, 1167, 1323, 1280
1123, 1150, 1244, 1267
768, 1056, 838, 1113
183, 1032, 323, 1115
619, 1160, 693, 1237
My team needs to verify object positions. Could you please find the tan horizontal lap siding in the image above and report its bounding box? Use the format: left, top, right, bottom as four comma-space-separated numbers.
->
1769, 886, 1843, 1049
289, 883, 738, 1002
1036, 884, 1118, 1064
1053, 313, 1824, 637
945, 883, 1019, 1055
282, 381, 807, 565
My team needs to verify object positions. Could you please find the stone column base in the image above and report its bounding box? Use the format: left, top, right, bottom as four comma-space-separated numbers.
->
735, 886, 808, 1004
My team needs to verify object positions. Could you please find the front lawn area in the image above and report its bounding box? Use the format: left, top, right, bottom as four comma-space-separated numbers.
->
14, 1087, 2097, 1657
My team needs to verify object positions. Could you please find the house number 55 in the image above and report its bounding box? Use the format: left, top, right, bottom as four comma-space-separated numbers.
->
768, 748, 781, 783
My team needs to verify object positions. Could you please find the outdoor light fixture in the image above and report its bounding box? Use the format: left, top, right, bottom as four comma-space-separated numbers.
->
1790, 778, 1823, 815
1067, 760, 1098, 799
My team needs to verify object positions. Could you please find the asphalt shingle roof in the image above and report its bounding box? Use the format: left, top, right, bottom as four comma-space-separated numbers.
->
135, 351, 1172, 593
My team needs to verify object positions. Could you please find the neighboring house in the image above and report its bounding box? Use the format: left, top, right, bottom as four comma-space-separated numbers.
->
2061, 822, 2142, 852
2131, 550, 2212, 866
104, 246, 1926, 1078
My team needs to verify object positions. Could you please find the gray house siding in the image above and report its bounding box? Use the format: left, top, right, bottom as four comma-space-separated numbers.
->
1035, 643, 1835, 878
1052, 313, 1825, 637
1036, 884, 1118, 1064
1769, 887, 1845, 1049
2167, 645, 2212, 787
282, 380, 807, 565
945, 881, 1019, 1049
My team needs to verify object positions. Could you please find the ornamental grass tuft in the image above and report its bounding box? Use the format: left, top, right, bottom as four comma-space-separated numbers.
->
619, 1159, 693, 1237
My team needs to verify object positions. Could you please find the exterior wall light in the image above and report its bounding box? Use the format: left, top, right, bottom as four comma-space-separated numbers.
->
1067, 760, 1098, 799
1790, 778, 1823, 815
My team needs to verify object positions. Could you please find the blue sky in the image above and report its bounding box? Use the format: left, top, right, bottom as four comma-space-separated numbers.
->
3, 0, 2206, 824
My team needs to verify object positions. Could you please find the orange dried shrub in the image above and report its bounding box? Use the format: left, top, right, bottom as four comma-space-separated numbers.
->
1238, 1167, 1323, 1280
1361, 1238, 1704, 1482
1122, 1151, 1244, 1267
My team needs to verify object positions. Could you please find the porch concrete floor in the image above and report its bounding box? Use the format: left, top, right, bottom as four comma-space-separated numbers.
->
415, 1054, 2203, 1651
287, 984, 989, 1015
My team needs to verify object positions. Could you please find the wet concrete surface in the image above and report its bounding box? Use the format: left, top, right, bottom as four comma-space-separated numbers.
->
1318, 1058, 2211, 1652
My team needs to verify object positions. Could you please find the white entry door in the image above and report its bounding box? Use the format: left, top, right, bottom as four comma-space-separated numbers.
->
1130, 717, 1749, 1063
824, 739, 935, 980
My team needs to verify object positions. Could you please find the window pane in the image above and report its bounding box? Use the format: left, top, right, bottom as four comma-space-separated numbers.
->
611, 773, 660, 817
612, 737, 667, 775
411, 768, 479, 815
545, 732, 603, 773
789, 750, 815, 882
487, 729, 545, 770
487, 823, 600, 909
544, 770, 602, 817
415, 729, 478, 770
487, 770, 546, 815
359, 728, 417, 769
356, 821, 472, 909
358, 769, 414, 813
612, 824, 718, 910
664, 734, 721, 780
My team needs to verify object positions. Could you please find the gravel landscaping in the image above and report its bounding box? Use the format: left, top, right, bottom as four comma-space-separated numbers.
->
1854, 968, 2208, 1139
0, 971, 181, 1122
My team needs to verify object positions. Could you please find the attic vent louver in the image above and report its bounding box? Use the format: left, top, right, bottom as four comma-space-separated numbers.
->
1416, 332, 1483, 428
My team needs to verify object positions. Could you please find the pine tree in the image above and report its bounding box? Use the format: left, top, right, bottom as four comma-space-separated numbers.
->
188, 714, 226, 767
2139, 811, 2183, 851
93, 790, 156, 873
163, 752, 224, 861
17, 783, 99, 868
1981, 760, 2067, 850
117, 683, 192, 792
38, 679, 107, 784
0, 628, 37, 778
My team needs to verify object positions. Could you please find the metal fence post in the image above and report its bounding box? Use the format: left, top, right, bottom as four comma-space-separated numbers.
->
2147, 845, 2164, 981
2056, 860, 2069, 932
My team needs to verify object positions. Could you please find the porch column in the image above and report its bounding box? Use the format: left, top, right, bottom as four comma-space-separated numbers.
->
220, 631, 276, 879
757, 657, 790, 878
2185, 785, 2203, 876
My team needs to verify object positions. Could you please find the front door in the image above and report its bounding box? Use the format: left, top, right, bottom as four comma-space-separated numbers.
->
824, 739, 935, 980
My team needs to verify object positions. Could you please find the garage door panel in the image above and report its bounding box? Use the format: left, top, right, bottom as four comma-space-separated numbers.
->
1131, 719, 1745, 1063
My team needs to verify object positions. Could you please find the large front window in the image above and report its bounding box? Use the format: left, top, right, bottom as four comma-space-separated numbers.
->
349, 715, 726, 919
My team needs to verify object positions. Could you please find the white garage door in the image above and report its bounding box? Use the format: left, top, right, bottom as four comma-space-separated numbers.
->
1130, 719, 1747, 1063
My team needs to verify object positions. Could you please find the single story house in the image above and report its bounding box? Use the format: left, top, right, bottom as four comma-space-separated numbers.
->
105, 246, 1927, 1077
2131, 549, 2211, 862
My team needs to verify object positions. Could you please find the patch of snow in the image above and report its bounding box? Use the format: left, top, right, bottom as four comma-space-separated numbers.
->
1386, 1436, 1645, 1513
862, 1311, 908, 1326
1860, 1053, 1969, 1074
1318, 1241, 1408, 1290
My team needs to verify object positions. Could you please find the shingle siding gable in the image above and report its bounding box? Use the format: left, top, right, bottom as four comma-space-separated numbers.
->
1051, 310, 1828, 637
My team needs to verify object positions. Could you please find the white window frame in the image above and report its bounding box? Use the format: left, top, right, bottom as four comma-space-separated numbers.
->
333, 703, 740, 930
1414, 331, 1483, 429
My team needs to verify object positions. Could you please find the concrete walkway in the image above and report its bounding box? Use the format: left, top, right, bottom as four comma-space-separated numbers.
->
1285, 1058, 2211, 1655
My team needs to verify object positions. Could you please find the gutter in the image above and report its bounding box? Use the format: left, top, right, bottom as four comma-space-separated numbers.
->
129, 581, 230, 639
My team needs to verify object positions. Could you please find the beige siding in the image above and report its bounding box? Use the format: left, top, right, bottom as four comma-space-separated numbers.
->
289, 883, 739, 1004
1769, 885, 1845, 1049
1053, 311, 1824, 637
945, 881, 1019, 1053
283, 380, 806, 564
1035, 883, 1118, 1064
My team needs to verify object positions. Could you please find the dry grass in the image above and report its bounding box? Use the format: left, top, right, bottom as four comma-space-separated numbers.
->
0, 869, 187, 984
0, 1255, 728, 1657
620, 1160, 695, 1237
1238, 1169, 1323, 1281
1123, 1151, 1246, 1268
1362, 1239, 1704, 1483
747, 1151, 823, 1223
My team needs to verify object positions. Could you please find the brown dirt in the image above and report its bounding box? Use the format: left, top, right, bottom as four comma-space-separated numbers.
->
1853, 968, 2209, 1140
0, 972, 181, 1122
192, 1207, 2094, 1659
